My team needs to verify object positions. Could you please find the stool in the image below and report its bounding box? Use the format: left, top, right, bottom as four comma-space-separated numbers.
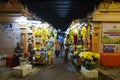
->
6, 56, 14, 67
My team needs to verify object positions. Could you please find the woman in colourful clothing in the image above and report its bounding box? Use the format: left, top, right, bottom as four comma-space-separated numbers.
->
54, 36, 61, 58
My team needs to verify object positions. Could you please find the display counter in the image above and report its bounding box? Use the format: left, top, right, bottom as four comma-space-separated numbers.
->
100, 53, 120, 67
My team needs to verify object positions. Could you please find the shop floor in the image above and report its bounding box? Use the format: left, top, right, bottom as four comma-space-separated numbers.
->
0, 57, 120, 80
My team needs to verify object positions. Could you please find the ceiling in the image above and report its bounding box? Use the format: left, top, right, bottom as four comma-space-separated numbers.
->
1, 0, 104, 31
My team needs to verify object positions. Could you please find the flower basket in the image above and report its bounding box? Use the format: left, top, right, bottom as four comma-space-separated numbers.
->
79, 52, 100, 70
82, 59, 86, 67
85, 61, 96, 70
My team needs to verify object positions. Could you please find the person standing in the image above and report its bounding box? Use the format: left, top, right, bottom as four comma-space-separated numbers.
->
58, 34, 64, 50
64, 34, 71, 63
54, 36, 61, 58
47, 34, 55, 68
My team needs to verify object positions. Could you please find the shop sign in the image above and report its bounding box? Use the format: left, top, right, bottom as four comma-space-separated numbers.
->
102, 44, 120, 52
102, 23, 120, 44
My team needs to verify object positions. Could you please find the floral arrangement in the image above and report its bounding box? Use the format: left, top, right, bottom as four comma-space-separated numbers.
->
79, 52, 100, 62
76, 45, 83, 51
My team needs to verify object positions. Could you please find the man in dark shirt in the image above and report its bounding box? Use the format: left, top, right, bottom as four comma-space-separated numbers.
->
13, 42, 23, 67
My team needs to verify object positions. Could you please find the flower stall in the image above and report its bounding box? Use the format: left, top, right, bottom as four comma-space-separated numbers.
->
32, 22, 57, 64
66, 19, 93, 67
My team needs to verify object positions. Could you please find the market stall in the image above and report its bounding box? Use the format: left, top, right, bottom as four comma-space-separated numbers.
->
0, 0, 38, 55
0, 0, 38, 68
65, 19, 100, 79
66, 19, 93, 65
32, 22, 57, 64
0, 0, 58, 77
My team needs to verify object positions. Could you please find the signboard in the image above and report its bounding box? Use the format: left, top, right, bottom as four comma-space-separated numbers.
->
102, 23, 120, 52
102, 23, 120, 44
102, 44, 120, 52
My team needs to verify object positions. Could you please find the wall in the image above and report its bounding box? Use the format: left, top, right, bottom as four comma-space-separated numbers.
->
92, 23, 102, 53
92, 1, 120, 53
0, 22, 21, 55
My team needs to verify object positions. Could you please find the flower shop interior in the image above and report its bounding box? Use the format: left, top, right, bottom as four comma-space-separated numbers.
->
0, 0, 120, 80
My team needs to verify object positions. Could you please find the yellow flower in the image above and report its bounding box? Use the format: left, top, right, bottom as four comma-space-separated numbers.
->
74, 51, 78, 55
35, 55, 40, 59
79, 52, 100, 61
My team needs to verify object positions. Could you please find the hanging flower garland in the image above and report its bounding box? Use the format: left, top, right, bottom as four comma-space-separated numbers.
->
81, 26, 86, 41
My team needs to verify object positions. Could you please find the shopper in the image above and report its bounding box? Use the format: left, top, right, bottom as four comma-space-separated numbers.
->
47, 34, 55, 68
58, 34, 64, 50
55, 36, 61, 58
64, 34, 71, 63
13, 42, 23, 67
